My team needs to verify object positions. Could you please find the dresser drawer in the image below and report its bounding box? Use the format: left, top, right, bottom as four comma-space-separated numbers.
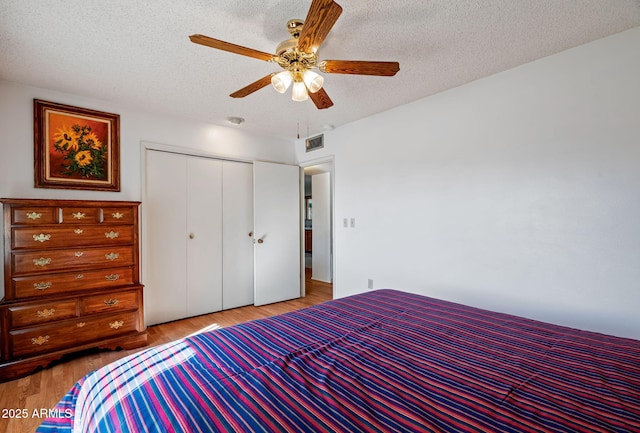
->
11, 267, 135, 300
11, 207, 59, 225
12, 225, 135, 249
81, 289, 139, 315
9, 311, 140, 358
102, 207, 135, 224
7, 300, 78, 328
59, 207, 101, 224
13, 246, 134, 275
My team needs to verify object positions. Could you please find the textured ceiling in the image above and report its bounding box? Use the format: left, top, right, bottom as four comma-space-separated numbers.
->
1, 1, 639, 142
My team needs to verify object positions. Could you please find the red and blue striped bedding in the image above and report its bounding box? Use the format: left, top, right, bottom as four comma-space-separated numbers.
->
37, 289, 640, 432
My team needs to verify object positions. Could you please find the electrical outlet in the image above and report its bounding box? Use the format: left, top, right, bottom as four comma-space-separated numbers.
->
367, 279, 374, 289
350, 218, 356, 228
343, 218, 348, 228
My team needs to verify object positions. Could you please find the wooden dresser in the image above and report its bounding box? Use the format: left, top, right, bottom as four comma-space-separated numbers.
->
0, 199, 147, 381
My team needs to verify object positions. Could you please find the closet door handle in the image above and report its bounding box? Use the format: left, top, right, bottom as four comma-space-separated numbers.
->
257, 238, 264, 244
248, 231, 253, 237
189, 233, 195, 239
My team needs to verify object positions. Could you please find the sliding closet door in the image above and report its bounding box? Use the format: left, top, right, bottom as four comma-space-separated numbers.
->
145, 150, 188, 324
253, 161, 301, 305
186, 156, 223, 317
222, 161, 254, 309
145, 151, 299, 323
145, 151, 224, 324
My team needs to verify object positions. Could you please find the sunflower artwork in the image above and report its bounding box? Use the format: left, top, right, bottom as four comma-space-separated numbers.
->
34, 99, 120, 191
53, 123, 107, 179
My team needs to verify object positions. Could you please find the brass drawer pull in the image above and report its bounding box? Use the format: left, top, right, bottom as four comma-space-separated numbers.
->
112, 212, 124, 219
33, 233, 51, 243
31, 335, 50, 345
72, 212, 86, 219
105, 252, 119, 261
33, 257, 51, 267
77, 322, 86, 328
75, 251, 84, 257
105, 274, 120, 281
33, 281, 52, 290
109, 320, 124, 329
26, 212, 42, 220
76, 274, 84, 279
104, 298, 119, 307
74, 229, 84, 234
36, 308, 55, 318
105, 231, 120, 239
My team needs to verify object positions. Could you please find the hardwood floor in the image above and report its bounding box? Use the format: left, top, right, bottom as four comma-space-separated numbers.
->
0, 273, 331, 433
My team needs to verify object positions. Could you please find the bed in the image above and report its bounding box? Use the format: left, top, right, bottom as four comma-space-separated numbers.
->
37, 289, 640, 432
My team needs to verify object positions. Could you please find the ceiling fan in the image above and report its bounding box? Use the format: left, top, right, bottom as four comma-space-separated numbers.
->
189, 0, 399, 109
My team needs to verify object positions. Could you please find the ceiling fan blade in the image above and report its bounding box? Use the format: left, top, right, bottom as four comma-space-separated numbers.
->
297, 0, 343, 53
230, 74, 274, 98
189, 34, 274, 62
320, 60, 400, 76
309, 88, 334, 109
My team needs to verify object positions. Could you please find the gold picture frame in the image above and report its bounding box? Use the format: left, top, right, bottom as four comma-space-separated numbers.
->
34, 99, 120, 191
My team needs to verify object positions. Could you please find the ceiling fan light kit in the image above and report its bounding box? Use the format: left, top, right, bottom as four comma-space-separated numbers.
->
302, 70, 324, 93
292, 80, 309, 102
270, 69, 323, 100
189, 0, 399, 109
271, 71, 293, 93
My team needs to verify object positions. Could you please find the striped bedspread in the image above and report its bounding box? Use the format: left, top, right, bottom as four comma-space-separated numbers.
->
37, 289, 640, 432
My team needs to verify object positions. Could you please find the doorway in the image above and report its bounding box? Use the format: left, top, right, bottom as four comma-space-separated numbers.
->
301, 160, 334, 298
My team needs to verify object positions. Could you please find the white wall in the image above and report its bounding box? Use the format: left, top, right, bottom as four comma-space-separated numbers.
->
311, 172, 332, 282
0, 80, 295, 298
297, 27, 640, 340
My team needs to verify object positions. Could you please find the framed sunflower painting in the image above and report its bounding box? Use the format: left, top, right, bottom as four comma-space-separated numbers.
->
34, 99, 120, 191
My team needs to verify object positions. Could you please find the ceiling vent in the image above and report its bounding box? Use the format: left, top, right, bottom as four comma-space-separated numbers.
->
305, 134, 324, 152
